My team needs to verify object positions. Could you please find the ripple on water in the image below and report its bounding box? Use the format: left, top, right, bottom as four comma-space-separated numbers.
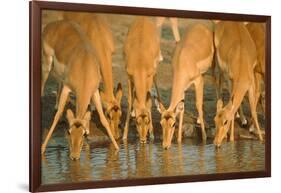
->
42, 138, 265, 184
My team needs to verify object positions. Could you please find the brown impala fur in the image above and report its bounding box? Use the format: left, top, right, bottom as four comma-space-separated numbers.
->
123, 17, 161, 143
213, 21, 263, 147
155, 23, 214, 149
41, 20, 119, 160
62, 12, 123, 139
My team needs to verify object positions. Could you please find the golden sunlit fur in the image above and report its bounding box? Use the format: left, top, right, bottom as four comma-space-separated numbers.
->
41, 20, 119, 160
156, 23, 214, 149
63, 12, 123, 140
246, 23, 266, 112
123, 17, 161, 143
213, 21, 263, 147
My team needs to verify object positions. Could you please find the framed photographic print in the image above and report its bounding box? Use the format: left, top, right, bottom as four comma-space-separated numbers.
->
30, 0, 271, 192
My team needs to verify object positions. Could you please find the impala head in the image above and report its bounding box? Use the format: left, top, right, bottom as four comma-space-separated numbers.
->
155, 98, 184, 149
101, 83, 123, 140
134, 92, 152, 144
66, 109, 91, 160
213, 99, 234, 147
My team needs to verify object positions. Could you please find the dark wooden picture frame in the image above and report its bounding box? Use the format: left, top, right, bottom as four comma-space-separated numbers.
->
30, 1, 271, 192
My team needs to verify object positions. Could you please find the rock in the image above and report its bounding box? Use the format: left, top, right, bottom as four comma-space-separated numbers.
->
182, 123, 196, 138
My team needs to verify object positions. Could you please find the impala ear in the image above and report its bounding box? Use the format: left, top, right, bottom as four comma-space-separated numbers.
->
175, 100, 185, 116
154, 96, 166, 113
66, 109, 75, 125
115, 83, 123, 105
216, 99, 223, 113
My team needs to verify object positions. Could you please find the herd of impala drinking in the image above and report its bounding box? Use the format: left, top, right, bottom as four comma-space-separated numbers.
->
41, 12, 265, 160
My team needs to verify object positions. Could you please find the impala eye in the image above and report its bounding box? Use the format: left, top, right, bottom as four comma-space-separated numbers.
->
223, 120, 228, 125
171, 122, 176, 128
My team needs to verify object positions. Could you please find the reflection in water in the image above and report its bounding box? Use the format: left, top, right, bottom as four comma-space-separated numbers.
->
42, 138, 265, 184
100, 143, 121, 180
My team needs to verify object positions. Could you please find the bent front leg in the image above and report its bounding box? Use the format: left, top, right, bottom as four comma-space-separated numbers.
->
41, 85, 70, 154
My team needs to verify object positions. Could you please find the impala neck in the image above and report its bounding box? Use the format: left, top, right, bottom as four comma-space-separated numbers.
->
168, 77, 186, 111
133, 72, 147, 109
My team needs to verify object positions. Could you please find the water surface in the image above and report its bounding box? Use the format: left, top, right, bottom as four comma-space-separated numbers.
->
42, 138, 265, 184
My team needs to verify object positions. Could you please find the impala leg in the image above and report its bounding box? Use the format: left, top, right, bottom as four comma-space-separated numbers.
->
194, 76, 207, 141
177, 102, 184, 143
254, 72, 262, 111
169, 18, 180, 42
123, 79, 133, 140
261, 91, 265, 114
230, 118, 235, 142
55, 82, 63, 110
41, 54, 53, 96
226, 75, 247, 126
92, 90, 119, 150
248, 84, 263, 141
153, 75, 161, 102
149, 110, 154, 141
156, 17, 165, 62
156, 17, 165, 28
238, 105, 247, 126
41, 85, 70, 154
248, 73, 262, 132
213, 54, 222, 100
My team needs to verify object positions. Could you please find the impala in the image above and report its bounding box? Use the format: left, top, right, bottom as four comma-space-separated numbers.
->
62, 12, 123, 139
123, 17, 161, 143
155, 23, 214, 149
41, 20, 119, 160
213, 21, 263, 147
